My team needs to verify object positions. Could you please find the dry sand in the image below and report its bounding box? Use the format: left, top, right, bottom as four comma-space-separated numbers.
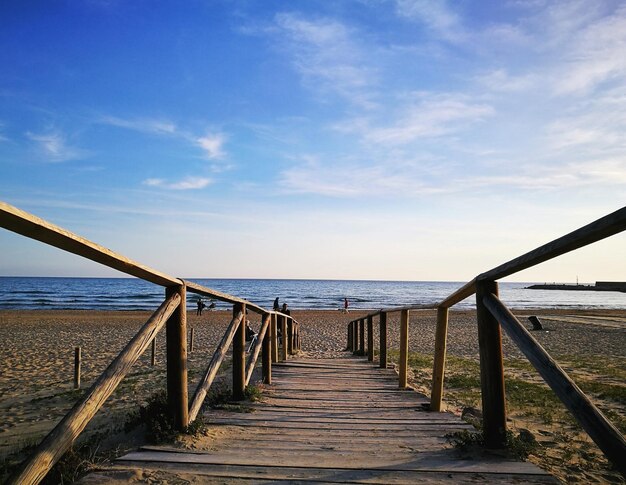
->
0, 308, 624, 482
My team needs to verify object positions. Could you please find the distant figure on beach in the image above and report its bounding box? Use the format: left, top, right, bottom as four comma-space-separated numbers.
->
344, 298, 350, 313
281, 302, 291, 316
196, 299, 206, 315
273, 297, 280, 311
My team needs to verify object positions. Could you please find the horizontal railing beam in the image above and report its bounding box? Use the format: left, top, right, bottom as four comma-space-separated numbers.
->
477, 206, 626, 282
438, 279, 476, 309
483, 292, 626, 473
184, 280, 268, 315
0, 201, 180, 287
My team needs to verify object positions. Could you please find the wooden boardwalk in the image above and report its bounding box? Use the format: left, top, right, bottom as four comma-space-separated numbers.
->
89, 357, 555, 484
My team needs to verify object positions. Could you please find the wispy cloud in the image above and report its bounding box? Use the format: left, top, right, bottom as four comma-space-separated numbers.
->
268, 12, 376, 107
394, 0, 466, 42
142, 177, 212, 190
99, 115, 177, 135
26, 131, 88, 162
337, 92, 494, 145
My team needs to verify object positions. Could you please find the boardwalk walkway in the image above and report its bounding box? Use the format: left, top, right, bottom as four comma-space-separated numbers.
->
89, 356, 555, 484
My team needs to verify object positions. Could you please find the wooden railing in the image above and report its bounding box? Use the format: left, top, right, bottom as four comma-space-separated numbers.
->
348, 206, 626, 475
0, 201, 300, 484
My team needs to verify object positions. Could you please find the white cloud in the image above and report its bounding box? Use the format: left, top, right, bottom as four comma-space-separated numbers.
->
337, 92, 494, 145
26, 131, 88, 162
143, 177, 212, 190
196, 132, 226, 159
476, 69, 537, 92
395, 0, 466, 42
270, 12, 376, 107
99, 115, 177, 135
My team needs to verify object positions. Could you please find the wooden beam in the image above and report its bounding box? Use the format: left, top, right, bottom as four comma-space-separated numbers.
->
367, 316, 374, 362
399, 310, 409, 389
438, 279, 476, 309
347, 323, 353, 351
184, 280, 266, 315
478, 206, 626, 282
233, 303, 246, 401
262, 314, 272, 385
476, 281, 506, 448
379, 312, 387, 369
10, 294, 180, 485
188, 308, 243, 421
0, 201, 180, 287
359, 319, 365, 356
483, 293, 626, 474
430, 307, 449, 412
287, 319, 294, 355
280, 315, 287, 362
245, 313, 270, 386
166, 285, 188, 430
271, 313, 278, 363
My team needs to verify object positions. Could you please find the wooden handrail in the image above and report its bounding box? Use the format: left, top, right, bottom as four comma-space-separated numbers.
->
0, 201, 181, 287
10, 293, 181, 485
477, 206, 626, 282
483, 292, 626, 473
184, 280, 267, 315
188, 308, 244, 421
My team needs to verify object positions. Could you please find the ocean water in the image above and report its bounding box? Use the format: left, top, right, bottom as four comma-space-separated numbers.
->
1, 277, 625, 311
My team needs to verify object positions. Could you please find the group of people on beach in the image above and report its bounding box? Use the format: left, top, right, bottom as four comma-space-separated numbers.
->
273, 297, 290, 315
197, 295, 350, 316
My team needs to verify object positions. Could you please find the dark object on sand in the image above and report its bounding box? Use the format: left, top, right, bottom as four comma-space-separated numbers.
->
528, 316, 543, 330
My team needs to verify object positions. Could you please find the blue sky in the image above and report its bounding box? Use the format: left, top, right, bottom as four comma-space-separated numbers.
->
0, 0, 624, 282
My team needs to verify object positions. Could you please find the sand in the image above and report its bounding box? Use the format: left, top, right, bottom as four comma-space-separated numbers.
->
0, 308, 624, 482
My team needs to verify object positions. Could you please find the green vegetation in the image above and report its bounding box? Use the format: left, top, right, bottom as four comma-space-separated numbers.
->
446, 429, 539, 460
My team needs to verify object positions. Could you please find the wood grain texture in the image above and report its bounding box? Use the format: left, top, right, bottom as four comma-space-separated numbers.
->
10, 293, 180, 485
245, 313, 270, 386
430, 306, 449, 412
113, 357, 554, 484
484, 293, 626, 474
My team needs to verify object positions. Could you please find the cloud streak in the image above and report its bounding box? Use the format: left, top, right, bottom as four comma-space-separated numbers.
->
143, 177, 212, 190
26, 131, 88, 162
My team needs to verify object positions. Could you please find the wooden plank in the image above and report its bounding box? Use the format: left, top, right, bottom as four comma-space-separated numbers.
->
245, 312, 270, 386
233, 304, 246, 400
188, 309, 243, 421
438, 279, 476, 309
399, 309, 409, 388
10, 293, 180, 485
0, 200, 180, 287
261, 314, 271, 385
483, 293, 626, 475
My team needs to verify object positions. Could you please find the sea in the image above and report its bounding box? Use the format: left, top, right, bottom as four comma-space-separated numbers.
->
1, 277, 625, 311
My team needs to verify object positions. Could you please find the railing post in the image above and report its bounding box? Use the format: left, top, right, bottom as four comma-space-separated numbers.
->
74, 347, 81, 390
232, 303, 246, 400
166, 284, 188, 430
287, 318, 294, 355
261, 313, 272, 385
280, 315, 287, 361
379, 312, 387, 368
399, 309, 409, 388
189, 327, 195, 353
151, 338, 157, 366
367, 315, 374, 362
476, 280, 507, 448
352, 321, 359, 355
271, 313, 278, 363
431, 306, 449, 411
347, 322, 353, 351
359, 319, 365, 356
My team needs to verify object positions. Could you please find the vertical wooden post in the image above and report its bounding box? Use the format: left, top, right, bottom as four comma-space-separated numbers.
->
280, 315, 287, 361
352, 321, 359, 355
359, 319, 365, 356
476, 280, 507, 448
74, 347, 81, 390
271, 313, 278, 363
367, 316, 374, 362
262, 314, 271, 385
379, 312, 387, 369
189, 327, 195, 353
287, 318, 294, 355
431, 306, 449, 412
151, 338, 156, 366
166, 284, 188, 430
399, 309, 409, 389
233, 303, 246, 400
347, 322, 353, 351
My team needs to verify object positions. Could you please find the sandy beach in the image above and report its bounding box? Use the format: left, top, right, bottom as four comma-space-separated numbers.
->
0, 308, 624, 482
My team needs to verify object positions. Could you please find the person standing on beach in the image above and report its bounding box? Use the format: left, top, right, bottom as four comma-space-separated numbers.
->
197, 299, 206, 316
344, 298, 350, 313
281, 302, 290, 316
273, 297, 280, 311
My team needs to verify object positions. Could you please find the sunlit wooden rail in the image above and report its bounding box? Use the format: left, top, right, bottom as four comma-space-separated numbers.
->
0, 201, 301, 485
348, 206, 626, 475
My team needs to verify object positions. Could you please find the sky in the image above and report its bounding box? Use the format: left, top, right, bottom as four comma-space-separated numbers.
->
0, 0, 624, 283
